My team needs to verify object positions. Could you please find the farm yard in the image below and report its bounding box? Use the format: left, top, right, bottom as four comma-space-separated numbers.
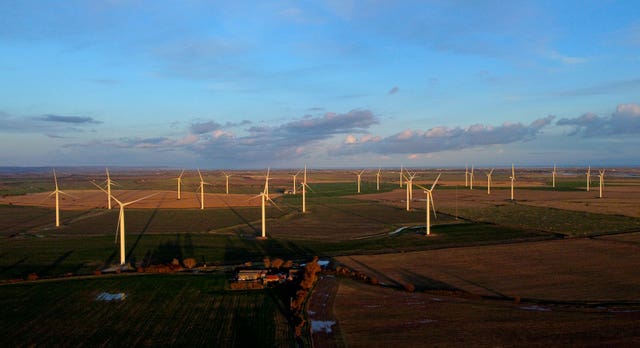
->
1, 167, 640, 346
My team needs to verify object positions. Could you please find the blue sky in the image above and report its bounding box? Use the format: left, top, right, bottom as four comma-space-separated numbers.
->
1, 1, 639, 169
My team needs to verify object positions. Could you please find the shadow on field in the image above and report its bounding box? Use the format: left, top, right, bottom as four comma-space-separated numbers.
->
0, 256, 28, 275
136, 233, 190, 266
38, 250, 73, 277
442, 271, 509, 298
399, 269, 460, 292
222, 234, 314, 265
127, 206, 159, 260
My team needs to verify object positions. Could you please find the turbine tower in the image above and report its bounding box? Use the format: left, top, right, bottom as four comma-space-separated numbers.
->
510, 164, 516, 201
376, 168, 382, 191
465, 164, 469, 187
223, 171, 231, 195
254, 169, 281, 238
404, 171, 417, 211
486, 168, 494, 195
416, 173, 441, 236
469, 165, 474, 190
92, 182, 156, 265
355, 169, 365, 193
197, 169, 211, 210
586, 166, 591, 192
598, 169, 605, 198
264, 168, 271, 198
552, 164, 557, 188
301, 165, 311, 213
45, 169, 73, 227
399, 165, 403, 188
175, 169, 185, 200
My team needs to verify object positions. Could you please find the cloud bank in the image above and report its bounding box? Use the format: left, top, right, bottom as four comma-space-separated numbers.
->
557, 103, 640, 136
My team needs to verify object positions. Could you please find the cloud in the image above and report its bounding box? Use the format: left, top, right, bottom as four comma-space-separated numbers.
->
557, 103, 640, 136
40, 114, 101, 124
331, 116, 554, 156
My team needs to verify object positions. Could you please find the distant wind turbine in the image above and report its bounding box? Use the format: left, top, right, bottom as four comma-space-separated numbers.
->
301, 165, 312, 213
354, 169, 365, 193
92, 182, 157, 265
586, 166, 591, 192
415, 173, 442, 236
44, 169, 74, 227
175, 169, 185, 200
552, 164, 557, 188
197, 169, 211, 210
291, 170, 302, 195
104, 168, 119, 210
399, 165, 403, 188
598, 169, 605, 198
403, 171, 417, 211
264, 167, 271, 198
465, 164, 469, 188
376, 168, 382, 191
223, 171, 231, 195
486, 168, 494, 195
253, 169, 282, 238
510, 164, 516, 201
469, 165, 475, 190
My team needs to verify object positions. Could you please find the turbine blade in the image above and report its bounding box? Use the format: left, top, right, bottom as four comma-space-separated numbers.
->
429, 173, 442, 191
414, 183, 428, 191
430, 193, 437, 219
266, 196, 283, 212
198, 169, 203, 181
115, 211, 122, 243
179, 169, 185, 178
122, 192, 158, 206
91, 180, 108, 194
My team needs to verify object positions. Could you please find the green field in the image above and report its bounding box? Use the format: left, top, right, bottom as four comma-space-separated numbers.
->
0, 273, 295, 347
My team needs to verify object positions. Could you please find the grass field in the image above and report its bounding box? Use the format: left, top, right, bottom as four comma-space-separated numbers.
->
0, 273, 295, 347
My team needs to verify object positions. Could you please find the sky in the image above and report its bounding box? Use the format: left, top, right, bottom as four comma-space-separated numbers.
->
1, 0, 639, 169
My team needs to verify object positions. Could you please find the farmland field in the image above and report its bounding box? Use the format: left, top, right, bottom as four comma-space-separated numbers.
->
0, 273, 295, 347
2, 167, 640, 346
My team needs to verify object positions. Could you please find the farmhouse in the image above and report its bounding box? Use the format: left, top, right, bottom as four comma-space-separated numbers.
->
237, 269, 267, 281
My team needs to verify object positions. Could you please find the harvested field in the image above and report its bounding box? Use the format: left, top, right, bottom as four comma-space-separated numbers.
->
333, 278, 640, 347
335, 238, 640, 302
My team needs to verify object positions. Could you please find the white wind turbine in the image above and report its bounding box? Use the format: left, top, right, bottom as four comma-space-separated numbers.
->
403, 171, 417, 211
44, 169, 74, 227
104, 168, 119, 210
469, 165, 475, 190
92, 182, 157, 266
586, 165, 591, 192
223, 171, 232, 195
486, 168, 494, 195
264, 167, 271, 198
253, 169, 282, 238
465, 164, 469, 187
399, 165, 404, 188
376, 168, 382, 191
415, 173, 442, 236
301, 165, 313, 213
510, 164, 516, 201
354, 169, 365, 193
552, 164, 557, 188
197, 169, 212, 210
598, 169, 605, 198
291, 169, 302, 194
175, 169, 185, 200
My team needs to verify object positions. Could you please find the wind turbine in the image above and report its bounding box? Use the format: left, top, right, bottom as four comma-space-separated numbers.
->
598, 169, 605, 198
104, 168, 119, 210
197, 169, 211, 210
404, 171, 417, 211
174, 169, 185, 200
91, 182, 157, 265
415, 173, 441, 236
376, 168, 382, 191
465, 164, 469, 187
399, 165, 403, 188
354, 169, 365, 193
291, 170, 302, 195
44, 169, 73, 227
222, 171, 231, 195
253, 169, 282, 238
469, 165, 475, 190
510, 164, 516, 201
586, 166, 591, 192
552, 164, 557, 188
486, 168, 494, 195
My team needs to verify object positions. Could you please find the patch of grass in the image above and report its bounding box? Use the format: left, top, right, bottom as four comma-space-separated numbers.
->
0, 274, 295, 347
